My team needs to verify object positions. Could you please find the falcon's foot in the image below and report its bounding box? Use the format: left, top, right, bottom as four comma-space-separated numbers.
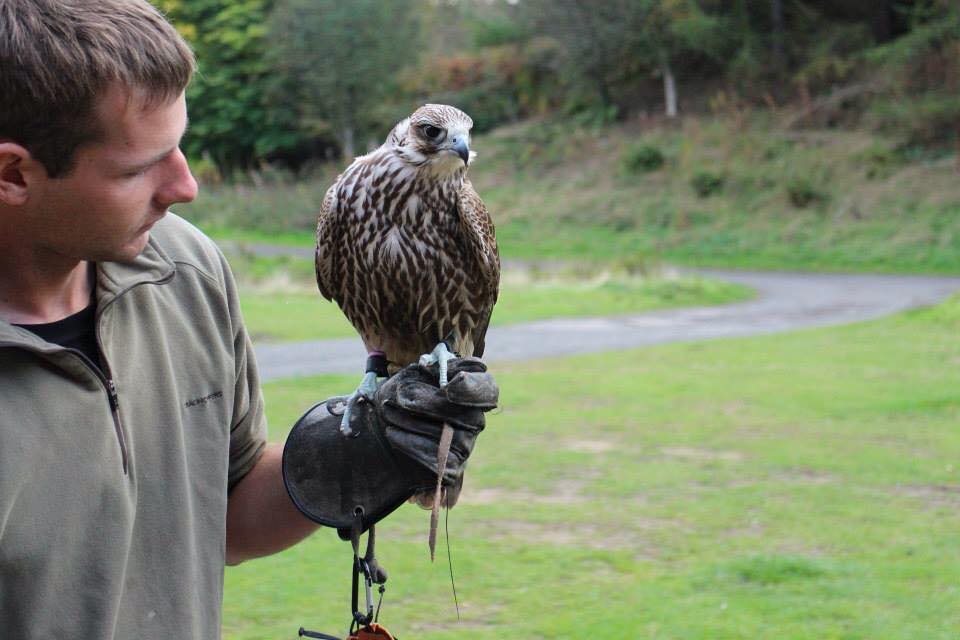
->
340, 371, 380, 436
419, 341, 457, 387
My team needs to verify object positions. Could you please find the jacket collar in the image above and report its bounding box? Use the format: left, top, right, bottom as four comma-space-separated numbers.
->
95, 232, 177, 305
0, 234, 176, 349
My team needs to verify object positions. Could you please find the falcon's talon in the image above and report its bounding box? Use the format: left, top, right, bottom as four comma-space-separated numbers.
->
419, 342, 457, 387
339, 371, 381, 436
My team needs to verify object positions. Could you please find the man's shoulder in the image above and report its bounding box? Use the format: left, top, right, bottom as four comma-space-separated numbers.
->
149, 212, 227, 282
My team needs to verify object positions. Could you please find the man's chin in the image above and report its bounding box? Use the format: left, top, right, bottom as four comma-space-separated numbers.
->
109, 231, 152, 263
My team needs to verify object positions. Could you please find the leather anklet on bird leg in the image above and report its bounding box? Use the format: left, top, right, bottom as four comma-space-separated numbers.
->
340, 353, 389, 436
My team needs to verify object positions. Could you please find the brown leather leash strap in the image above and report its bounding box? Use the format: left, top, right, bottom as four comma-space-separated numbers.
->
301, 622, 397, 640
350, 622, 397, 639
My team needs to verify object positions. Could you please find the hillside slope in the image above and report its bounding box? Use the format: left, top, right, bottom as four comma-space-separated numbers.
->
471, 116, 960, 274
187, 114, 960, 275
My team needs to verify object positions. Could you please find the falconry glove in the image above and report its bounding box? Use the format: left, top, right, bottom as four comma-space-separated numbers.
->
282, 357, 498, 537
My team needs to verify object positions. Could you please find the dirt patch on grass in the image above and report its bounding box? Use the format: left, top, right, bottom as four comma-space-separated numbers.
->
479, 518, 671, 552
564, 439, 617, 454
460, 479, 590, 506
405, 602, 504, 633
772, 468, 836, 485
661, 446, 745, 462
410, 618, 501, 633
891, 483, 960, 508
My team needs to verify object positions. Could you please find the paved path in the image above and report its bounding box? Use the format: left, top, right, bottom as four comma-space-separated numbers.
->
253, 270, 960, 382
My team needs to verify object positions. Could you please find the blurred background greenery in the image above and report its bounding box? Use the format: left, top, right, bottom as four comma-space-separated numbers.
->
155, 0, 960, 275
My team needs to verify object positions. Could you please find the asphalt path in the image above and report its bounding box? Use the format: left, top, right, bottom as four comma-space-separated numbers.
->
252, 269, 960, 382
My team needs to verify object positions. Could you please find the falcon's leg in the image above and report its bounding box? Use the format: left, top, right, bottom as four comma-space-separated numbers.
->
340, 352, 389, 436
339, 372, 380, 436
418, 340, 457, 388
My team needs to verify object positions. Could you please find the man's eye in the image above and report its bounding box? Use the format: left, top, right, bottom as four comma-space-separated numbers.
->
124, 165, 151, 178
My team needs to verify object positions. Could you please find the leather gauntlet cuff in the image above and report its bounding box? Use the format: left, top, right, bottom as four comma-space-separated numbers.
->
282, 397, 435, 539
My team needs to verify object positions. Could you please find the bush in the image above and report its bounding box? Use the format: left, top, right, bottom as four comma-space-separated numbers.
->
188, 154, 223, 187
690, 170, 725, 198
867, 93, 960, 150
856, 142, 907, 180
400, 39, 565, 133
786, 176, 829, 208
621, 144, 666, 174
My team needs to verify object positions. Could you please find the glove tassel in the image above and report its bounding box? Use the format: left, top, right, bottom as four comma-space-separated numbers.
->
429, 422, 454, 561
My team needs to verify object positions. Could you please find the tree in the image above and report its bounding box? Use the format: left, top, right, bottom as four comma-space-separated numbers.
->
268, 0, 422, 159
525, 0, 730, 119
770, 0, 786, 71
153, 0, 300, 173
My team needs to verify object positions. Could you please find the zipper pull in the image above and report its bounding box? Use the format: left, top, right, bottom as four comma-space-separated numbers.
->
107, 378, 120, 410
106, 378, 129, 475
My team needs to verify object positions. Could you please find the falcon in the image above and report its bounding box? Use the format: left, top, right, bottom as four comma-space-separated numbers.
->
315, 104, 500, 547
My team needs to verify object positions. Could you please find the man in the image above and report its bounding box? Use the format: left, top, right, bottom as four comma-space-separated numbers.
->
0, 1, 495, 638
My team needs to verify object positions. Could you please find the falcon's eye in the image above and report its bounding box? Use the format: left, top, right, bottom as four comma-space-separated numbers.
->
422, 124, 444, 141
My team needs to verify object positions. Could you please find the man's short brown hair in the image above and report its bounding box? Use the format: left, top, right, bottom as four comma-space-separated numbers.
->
0, 0, 195, 177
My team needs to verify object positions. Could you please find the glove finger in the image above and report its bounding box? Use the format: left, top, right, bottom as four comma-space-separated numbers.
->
385, 381, 486, 432
382, 358, 496, 414
418, 355, 487, 378
384, 427, 469, 483
384, 424, 474, 466
381, 399, 485, 435
444, 371, 499, 409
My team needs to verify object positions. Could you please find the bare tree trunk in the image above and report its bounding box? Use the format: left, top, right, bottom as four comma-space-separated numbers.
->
871, 1, 894, 43
955, 116, 960, 175
340, 125, 355, 161
662, 60, 678, 118
771, 0, 786, 71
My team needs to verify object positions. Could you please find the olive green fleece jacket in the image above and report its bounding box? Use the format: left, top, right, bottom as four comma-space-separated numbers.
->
0, 213, 267, 639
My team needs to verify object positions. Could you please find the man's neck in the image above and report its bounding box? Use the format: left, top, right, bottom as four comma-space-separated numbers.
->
0, 251, 95, 325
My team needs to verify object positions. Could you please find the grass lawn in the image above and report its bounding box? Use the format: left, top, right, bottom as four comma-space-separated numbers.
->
222, 295, 960, 639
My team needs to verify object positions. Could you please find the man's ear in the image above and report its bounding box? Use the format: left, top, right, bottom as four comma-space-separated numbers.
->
0, 142, 35, 206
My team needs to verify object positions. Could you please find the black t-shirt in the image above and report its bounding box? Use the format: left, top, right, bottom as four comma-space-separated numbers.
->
16, 301, 103, 373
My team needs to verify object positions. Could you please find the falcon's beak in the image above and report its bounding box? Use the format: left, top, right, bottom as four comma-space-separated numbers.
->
450, 136, 470, 166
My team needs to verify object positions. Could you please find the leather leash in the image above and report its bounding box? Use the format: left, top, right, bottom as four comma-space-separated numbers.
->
298, 509, 396, 640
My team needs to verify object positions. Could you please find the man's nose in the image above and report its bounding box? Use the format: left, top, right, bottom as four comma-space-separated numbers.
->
156, 148, 198, 208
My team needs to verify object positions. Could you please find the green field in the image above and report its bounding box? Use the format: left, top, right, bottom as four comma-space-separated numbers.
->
222, 294, 960, 639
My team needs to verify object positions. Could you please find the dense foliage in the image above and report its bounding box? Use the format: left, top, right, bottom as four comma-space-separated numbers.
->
155, 0, 301, 174
151, 0, 959, 174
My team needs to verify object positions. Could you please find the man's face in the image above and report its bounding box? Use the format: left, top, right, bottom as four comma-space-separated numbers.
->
27, 84, 198, 263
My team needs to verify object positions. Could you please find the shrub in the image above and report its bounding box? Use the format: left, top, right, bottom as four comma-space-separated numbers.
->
621, 143, 665, 174
867, 93, 960, 151
690, 170, 725, 198
187, 154, 222, 187
856, 142, 907, 180
400, 39, 565, 133
786, 176, 829, 208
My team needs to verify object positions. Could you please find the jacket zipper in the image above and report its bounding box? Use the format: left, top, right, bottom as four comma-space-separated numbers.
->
105, 377, 129, 475
0, 339, 129, 475
90, 288, 132, 476
70, 349, 130, 476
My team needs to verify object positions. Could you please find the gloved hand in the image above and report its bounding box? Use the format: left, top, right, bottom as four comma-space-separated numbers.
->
282, 357, 498, 538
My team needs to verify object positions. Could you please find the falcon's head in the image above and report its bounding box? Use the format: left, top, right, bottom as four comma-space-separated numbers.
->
387, 104, 475, 174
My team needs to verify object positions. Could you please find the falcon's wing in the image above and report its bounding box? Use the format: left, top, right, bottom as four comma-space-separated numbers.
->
458, 178, 500, 357
315, 179, 341, 302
